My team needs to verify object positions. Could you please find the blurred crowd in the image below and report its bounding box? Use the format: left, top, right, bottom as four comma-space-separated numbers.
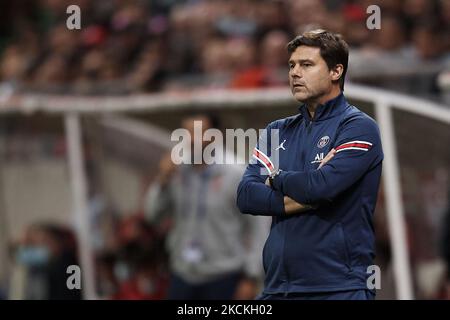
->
0, 0, 449, 100
7, 215, 170, 300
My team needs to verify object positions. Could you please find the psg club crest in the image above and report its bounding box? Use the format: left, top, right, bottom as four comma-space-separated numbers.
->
317, 136, 330, 148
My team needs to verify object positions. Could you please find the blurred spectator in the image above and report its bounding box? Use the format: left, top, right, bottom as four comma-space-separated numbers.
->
371, 15, 409, 52
95, 215, 169, 299
96, 251, 119, 298
261, 30, 289, 70
229, 32, 290, 89
9, 223, 81, 300
127, 40, 167, 93
286, 0, 329, 34
112, 240, 168, 300
259, 30, 290, 86
229, 37, 265, 89
201, 38, 232, 78
411, 20, 446, 61
32, 54, 69, 89
403, 0, 440, 29
144, 113, 268, 299
0, 45, 28, 82
342, 2, 370, 47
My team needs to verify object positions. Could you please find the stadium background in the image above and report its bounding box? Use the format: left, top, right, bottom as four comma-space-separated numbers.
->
0, 0, 449, 300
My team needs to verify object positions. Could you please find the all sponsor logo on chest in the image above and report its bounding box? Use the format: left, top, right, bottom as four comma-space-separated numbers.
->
311, 152, 325, 164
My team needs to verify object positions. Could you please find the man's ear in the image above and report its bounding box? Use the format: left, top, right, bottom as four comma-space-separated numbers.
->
330, 64, 344, 82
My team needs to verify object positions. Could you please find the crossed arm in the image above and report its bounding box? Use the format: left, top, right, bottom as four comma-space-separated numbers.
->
237, 148, 335, 216
272, 148, 336, 215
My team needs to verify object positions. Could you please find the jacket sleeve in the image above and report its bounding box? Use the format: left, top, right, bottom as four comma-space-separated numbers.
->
236, 122, 286, 216
228, 164, 270, 279
271, 115, 384, 204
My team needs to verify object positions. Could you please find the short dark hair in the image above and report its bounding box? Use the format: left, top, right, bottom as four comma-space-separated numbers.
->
287, 29, 349, 90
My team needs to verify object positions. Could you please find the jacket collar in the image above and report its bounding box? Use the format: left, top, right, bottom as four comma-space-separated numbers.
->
298, 92, 347, 122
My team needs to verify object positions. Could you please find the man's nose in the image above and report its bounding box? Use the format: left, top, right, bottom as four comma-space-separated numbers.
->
290, 72, 302, 81
290, 66, 302, 78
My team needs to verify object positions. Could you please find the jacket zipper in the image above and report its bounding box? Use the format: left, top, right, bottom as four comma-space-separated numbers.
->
283, 119, 313, 296
300, 120, 313, 170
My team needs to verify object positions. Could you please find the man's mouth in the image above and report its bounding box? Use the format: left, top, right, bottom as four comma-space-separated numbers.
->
292, 84, 305, 90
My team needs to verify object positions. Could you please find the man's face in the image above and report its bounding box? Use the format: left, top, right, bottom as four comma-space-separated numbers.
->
288, 46, 334, 103
182, 115, 212, 149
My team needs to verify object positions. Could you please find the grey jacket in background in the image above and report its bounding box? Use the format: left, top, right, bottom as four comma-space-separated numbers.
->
145, 163, 269, 284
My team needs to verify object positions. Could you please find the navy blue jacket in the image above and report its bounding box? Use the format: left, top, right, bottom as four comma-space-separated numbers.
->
237, 93, 383, 294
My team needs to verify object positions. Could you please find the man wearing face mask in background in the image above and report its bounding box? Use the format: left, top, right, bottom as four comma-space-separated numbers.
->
144, 113, 269, 300
9, 224, 81, 300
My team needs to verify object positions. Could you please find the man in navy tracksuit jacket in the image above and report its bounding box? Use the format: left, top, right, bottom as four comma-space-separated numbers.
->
237, 30, 383, 300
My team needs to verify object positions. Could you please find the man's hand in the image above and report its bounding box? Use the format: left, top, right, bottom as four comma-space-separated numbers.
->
264, 148, 336, 215
318, 148, 336, 169
265, 177, 312, 214
284, 196, 317, 215
283, 149, 336, 214
264, 148, 336, 187
233, 278, 258, 300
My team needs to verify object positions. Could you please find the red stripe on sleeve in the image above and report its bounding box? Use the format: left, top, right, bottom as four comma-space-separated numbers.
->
335, 142, 372, 151
253, 149, 274, 171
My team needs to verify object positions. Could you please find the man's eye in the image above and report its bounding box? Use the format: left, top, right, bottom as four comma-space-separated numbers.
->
289, 64, 295, 69
302, 63, 312, 67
